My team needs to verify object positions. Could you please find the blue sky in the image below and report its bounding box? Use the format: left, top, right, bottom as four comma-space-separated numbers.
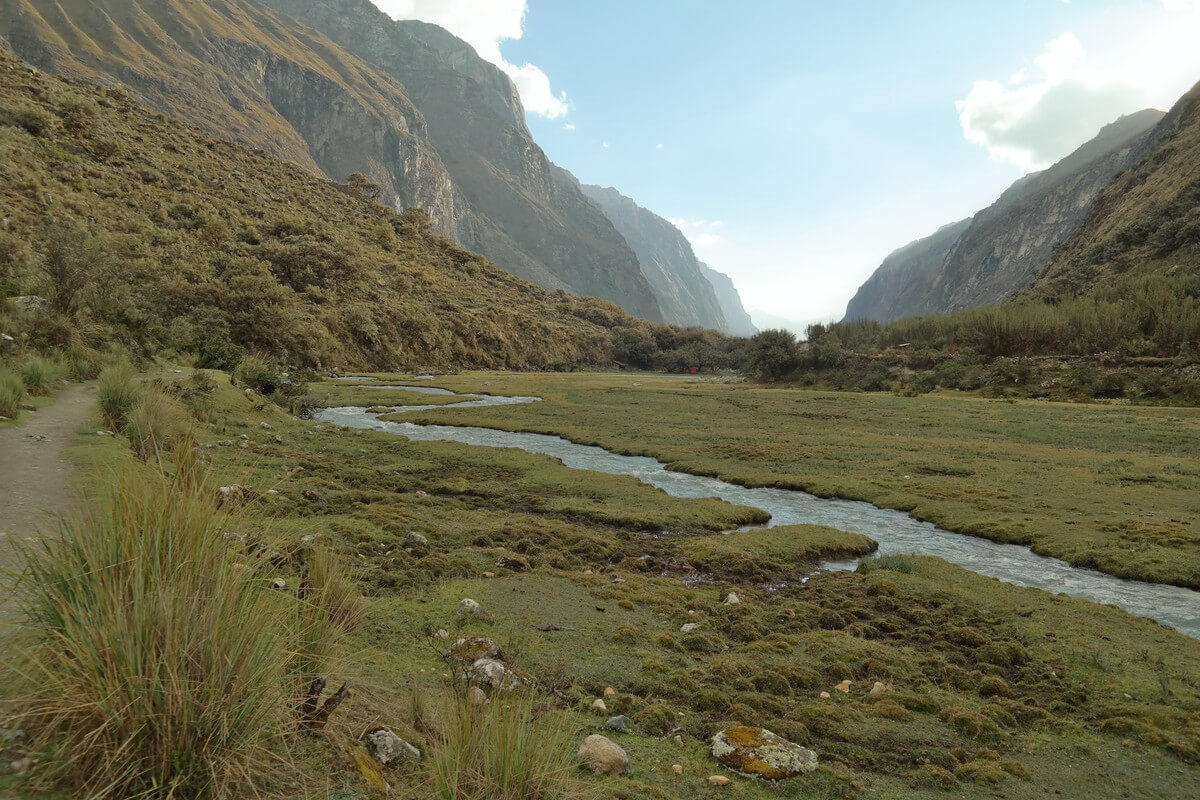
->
371, 1, 1200, 327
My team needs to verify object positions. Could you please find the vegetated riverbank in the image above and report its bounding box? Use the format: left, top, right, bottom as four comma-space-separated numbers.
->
4, 367, 1199, 800
388, 372, 1200, 590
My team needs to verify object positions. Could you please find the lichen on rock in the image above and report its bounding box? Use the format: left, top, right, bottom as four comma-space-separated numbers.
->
710, 726, 817, 781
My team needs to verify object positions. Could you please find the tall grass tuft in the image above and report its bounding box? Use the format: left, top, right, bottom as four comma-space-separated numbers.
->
19, 354, 63, 396
124, 386, 191, 460
96, 361, 138, 429
0, 367, 24, 418
6, 456, 292, 799
292, 546, 367, 686
427, 690, 585, 800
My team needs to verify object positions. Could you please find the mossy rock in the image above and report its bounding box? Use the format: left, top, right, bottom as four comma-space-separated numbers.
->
710, 726, 818, 781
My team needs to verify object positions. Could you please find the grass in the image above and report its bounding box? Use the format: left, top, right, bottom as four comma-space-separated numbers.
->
0, 367, 24, 418
400, 372, 1200, 588
17, 355, 63, 396
96, 362, 139, 430
123, 386, 192, 460
677, 525, 877, 581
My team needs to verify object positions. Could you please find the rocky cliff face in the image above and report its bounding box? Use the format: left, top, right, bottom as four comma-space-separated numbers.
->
577, 182, 730, 331
698, 263, 757, 337
257, 0, 663, 322
845, 109, 1164, 322
0, 0, 460, 230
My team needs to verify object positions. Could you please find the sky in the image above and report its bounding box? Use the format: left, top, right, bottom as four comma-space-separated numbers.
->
369, 1, 1200, 329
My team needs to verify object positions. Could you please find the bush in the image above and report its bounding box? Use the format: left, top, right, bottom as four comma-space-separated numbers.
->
235, 354, 303, 396
123, 388, 191, 460
0, 368, 24, 418
19, 354, 63, 395
195, 337, 245, 372
97, 362, 139, 429
427, 689, 581, 800
5, 461, 292, 798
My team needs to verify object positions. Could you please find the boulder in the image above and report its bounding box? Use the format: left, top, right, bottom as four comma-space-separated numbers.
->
710, 726, 818, 781
443, 637, 503, 662
457, 598, 483, 615
680, 622, 699, 632
364, 727, 420, 765
465, 657, 528, 690
722, 592, 740, 606
404, 531, 430, 551
577, 734, 630, 775
468, 686, 489, 712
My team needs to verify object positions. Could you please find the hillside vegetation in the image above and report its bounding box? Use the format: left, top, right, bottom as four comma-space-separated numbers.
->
0, 45, 736, 372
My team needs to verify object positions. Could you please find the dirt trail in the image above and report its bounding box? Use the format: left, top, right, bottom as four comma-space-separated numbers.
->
0, 384, 96, 593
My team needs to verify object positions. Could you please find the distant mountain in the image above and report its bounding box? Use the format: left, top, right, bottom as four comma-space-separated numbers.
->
699, 263, 757, 337
845, 109, 1164, 322
1035, 80, 1200, 299
575, 182, 730, 331
1, 0, 664, 322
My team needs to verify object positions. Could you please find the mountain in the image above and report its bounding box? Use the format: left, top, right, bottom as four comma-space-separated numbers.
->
253, 0, 662, 323
698, 263, 757, 337
575, 181, 729, 331
845, 109, 1164, 322
0, 41, 661, 369
1035, 80, 1200, 299
0, 0, 664, 322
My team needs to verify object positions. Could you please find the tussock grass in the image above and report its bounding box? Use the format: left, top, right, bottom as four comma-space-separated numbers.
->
427, 690, 585, 800
18, 354, 63, 395
124, 386, 191, 460
3, 449, 361, 799
0, 367, 24, 418
96, 361, 138, 429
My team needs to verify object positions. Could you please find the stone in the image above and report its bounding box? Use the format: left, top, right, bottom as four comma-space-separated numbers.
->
457, 598, 483, 615
671, 764, 683, 775
270, 578, 287, 590
466, 657, 527, 690
680, 622, 699, 632
404, 531, 429, 551
606, 715, 628, 732
604, 686, 616, 697
468, 686, 489, 712
434, 629, 449, 639
591, 698, 607, 712
870, 681, 887, 694
710, 726, 818, 781
708, 775, 730, 786
577, 734, 630, 775
443, 637, 503, 662
819, 691, 831, 699
722, 592, 740, 606
259, 421, 273, 430
835, 680, 851, 693
364, 727, 420, 765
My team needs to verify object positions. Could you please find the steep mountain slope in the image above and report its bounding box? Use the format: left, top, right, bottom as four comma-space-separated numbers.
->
699, 263, 757, 337
0, 43, 658, 369
576, 181, 729, 331
1035, 80, 1200, 299
845, 109, 1163, 322
0, 0, 459, 226
844, 218, 972, 322
255, 0, 664, 322
1, 0, 664, 322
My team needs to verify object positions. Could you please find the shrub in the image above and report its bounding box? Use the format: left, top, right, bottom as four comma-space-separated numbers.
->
0, 368, 24, 418
123, 388, 190, 459
427, 689, 581, 800
19, 354, 63, 395
97, 362, 139, 429
235, 354, 303, 397
195, 337, 245, 372
5, 461, 292, 798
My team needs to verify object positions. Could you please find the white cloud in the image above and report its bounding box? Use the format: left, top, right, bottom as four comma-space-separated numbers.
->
563, 123, 576, 132
667, 217, 725, 247
369, 0, 569, 119
956, 33, 1146, 171
601, 141, 610, 150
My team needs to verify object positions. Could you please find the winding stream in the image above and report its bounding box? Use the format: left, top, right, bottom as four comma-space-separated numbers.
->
316, 386, 1200, 639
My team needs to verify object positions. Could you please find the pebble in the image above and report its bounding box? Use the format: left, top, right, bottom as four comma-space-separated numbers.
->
671, 764, 683, 775
604, 686, 616, 696
819, 691, 831, 699
591, 698, 607, 712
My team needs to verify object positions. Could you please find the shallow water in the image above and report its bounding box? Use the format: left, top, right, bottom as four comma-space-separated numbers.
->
316, 390, 1200, 639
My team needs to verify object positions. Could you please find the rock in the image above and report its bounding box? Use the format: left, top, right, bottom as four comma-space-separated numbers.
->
680, 622, 699, 632
708, 775, 730, 786
606, 715, 628, 732
259, 421, 273, 430
835, 680, 851, 693
270, 578, 287, 590
10, 757, 33, 776
870, 681, 887, 694
10, 295, 47, 311
591, 698, 607, 712
468, 686, 489, 712
482, 571, 495, 578
300, 533, 322, 543
710, 726, 818, 781
415, 490, 429, 497
722, 592, 740, 606
671, 764, 683, 775
465, 657, 528, 690
404, 531, 429, 551
819, 691, 831, 699
443, 637, 503, 662
604, 686, 616, 697
674, 734, 685, 746
577, 734, 630, 775
364, 727, 420, 765
434, 629, 449, 639
457, 598, 483, 616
